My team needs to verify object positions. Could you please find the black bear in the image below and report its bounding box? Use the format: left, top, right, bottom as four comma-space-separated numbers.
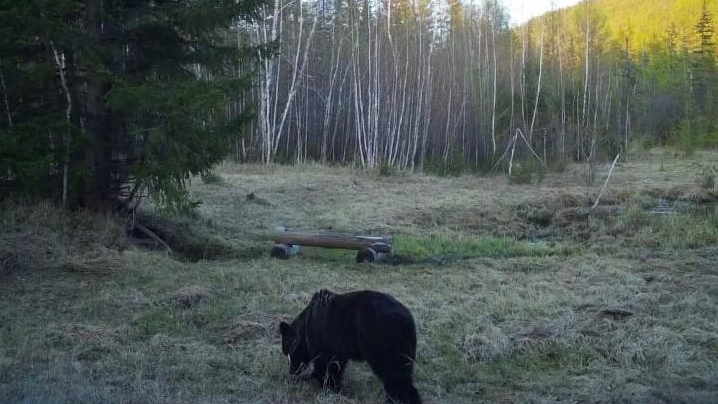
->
279, 289, 421, 404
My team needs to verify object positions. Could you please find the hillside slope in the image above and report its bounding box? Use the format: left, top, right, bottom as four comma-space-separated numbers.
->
530, 0, 717, 54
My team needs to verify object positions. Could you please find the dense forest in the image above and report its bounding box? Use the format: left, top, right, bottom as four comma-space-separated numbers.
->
245, 0, 717, 170
1, 0, 716, 210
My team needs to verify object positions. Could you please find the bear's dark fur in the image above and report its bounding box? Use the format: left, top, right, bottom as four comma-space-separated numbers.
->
279, 289, 421, 404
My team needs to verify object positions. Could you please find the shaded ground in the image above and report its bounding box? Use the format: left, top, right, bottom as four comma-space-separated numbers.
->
1, 149, 718, 403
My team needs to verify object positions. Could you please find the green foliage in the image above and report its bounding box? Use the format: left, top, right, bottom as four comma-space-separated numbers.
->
486, 345, 601, 374
522, 0, 718, 158
547, 158, 569, 173
699, 165, 717, 190
296, 247, 356, 263
0, 0, 270, 210
423, 150, 469, 177
585, 195, 718, 250
678, 120, 698, 154
378, 160, 398, 177
134, 308, 187, 337
394, 233, 562, 261
509, 158, 546, 185
201, 172, 224, 185
676, 117, 718, 152
538, 0, 718, 58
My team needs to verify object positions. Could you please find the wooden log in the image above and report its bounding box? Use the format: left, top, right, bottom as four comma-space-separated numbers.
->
274, 231, 392, 253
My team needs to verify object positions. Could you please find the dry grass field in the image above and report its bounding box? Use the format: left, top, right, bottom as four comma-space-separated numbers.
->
2, 149, 718, 403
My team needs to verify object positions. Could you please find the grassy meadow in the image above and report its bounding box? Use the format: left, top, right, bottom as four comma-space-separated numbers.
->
2, 149, 718, 403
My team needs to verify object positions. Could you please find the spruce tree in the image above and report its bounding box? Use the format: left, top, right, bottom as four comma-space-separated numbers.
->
0, 0, 269, 210
680, 0, 718, 148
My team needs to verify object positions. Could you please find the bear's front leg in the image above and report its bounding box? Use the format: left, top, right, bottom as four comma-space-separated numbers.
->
325, 359, 347, 393
311, 356, 327, 382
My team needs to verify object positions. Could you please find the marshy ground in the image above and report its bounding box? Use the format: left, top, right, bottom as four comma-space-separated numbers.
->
2, 149, 718, 403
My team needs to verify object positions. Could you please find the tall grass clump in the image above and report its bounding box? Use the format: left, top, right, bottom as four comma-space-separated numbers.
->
649, 207, 718, 249
587, 195, 718, 250
0, 201, 125, 275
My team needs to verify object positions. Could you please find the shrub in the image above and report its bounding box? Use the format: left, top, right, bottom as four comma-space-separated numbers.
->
378, 160, 397, 177
201, 172, 224, 185
509, 158, 546, 185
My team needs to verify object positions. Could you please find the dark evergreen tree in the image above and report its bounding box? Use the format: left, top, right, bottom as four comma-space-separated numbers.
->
688, 0, 717, 145
0, 0, 269, 210
0, 0, 72, 200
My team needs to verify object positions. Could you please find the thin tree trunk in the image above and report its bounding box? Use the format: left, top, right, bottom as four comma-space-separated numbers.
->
580, 5, 590, 161
50, 41, 72, 209
351, 12, 367, 167
510, 35, 515, 140
0, 57, 11, 127
529, 20, 544, 143
392, 35, 410, 166
490, 11, 498, 155
520, 24, 528, 132
625, 81, 637, 159
559, 28, 566, 158
321, 23, 344, 164
443, 36, 455, 165
369, 10, 380, 169
257, 0, 280, 163
272, 7, 318, 157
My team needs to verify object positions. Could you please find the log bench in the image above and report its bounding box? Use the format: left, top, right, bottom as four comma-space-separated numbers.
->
271, 229, 392, 263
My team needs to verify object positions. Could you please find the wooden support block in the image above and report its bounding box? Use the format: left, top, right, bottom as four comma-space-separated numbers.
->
355, 249, 392, 264
356, 248, 377, 263
270, 244, 300, 259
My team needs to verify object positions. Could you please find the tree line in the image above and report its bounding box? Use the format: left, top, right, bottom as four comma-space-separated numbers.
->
241, 0, 717, 172
1, 0, 716, 211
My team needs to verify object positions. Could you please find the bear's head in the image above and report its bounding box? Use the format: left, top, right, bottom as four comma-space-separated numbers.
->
279, 321, 310, 376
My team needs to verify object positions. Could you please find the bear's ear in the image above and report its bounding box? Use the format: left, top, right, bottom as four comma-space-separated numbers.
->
279, 321, 294, 338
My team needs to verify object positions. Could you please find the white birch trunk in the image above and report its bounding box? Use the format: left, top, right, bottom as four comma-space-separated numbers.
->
271, 6, 318, 158
490, 10, 498, 155
580, 5, 590, 160
50, 42, 72, 209
529, 20, 544, 143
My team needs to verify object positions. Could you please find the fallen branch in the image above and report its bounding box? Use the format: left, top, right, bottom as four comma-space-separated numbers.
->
590, 154, 620, 212
517, 129, 546, 165
489, 130, 518, 173
508, 130, 518, 176
132, 223, 174, 255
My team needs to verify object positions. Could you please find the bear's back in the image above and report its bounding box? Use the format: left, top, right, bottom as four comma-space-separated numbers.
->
316, 291, 416, 362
